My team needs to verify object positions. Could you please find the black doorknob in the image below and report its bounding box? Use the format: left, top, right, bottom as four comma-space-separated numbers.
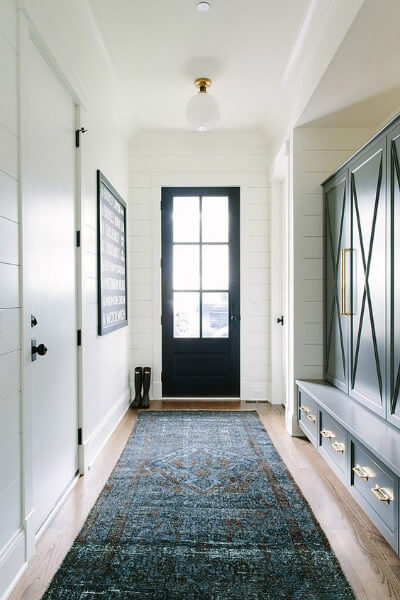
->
34, 343, 48, 356
277, 315, 284, 325
31, 338, 48, 361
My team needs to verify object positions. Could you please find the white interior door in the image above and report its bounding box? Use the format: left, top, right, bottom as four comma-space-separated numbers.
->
23, 37, 78, 534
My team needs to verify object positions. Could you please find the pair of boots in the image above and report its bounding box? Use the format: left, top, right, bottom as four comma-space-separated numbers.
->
131, 367, 151, 409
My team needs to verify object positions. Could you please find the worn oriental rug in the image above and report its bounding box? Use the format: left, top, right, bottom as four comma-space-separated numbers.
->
43, 411, 355, 599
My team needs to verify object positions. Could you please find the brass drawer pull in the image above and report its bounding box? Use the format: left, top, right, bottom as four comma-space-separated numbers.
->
371, 486, 392, 505
299, 406, 309, 413
321, 429, 335, 440
307, 414, 316, 424
331, 441, 345, 454
352, 465, 370, 481
341, 248, 352, 315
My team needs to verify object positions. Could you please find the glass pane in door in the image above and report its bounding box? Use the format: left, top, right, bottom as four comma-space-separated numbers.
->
173, 196, 200, 242
174, 292, 200, 338
202, 292, 229, 338
202, 245, 229, 290
202, 196, 229, 242
173, 245, 200, 290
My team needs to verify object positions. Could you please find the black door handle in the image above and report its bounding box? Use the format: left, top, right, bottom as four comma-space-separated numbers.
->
31, 338, 48, 361
230, 315, 241, 322
277, 315, 284, 326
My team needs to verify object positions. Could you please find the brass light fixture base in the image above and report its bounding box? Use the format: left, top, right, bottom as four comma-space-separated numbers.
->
194, 77, 212, 93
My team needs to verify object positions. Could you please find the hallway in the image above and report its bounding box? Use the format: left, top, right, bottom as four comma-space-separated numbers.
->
9, 403, 400, 600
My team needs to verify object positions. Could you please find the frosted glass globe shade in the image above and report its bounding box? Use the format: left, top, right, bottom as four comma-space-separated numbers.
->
186, 92, 220, 131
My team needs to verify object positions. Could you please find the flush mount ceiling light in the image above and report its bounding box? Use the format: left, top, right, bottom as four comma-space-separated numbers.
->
197, 1, 211, 12
186, 78, 220, 132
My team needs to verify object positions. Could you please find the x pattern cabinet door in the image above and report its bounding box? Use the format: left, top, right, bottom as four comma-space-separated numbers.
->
324, 174, 349, 393
389, 126, 400, 427
350, 141, 386, 417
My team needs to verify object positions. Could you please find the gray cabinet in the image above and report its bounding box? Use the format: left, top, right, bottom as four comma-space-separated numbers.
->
323, 114, 400, 425
388, 123, 400, 428
349, 139, 387, 417
324, 170, 350, 393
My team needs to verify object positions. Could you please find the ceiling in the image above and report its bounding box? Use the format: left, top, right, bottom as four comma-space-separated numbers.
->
299, 0, 400, 128
88, 0, 365, 141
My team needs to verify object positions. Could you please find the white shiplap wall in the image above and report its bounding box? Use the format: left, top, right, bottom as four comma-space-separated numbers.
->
128, 131, 272, 401
288, 127, 373, 425
0, 0, 24, 595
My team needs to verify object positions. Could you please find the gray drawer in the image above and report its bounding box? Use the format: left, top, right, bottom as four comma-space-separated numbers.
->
298, 389, 318, 446
319, 410, 347, 477
350, 438, 398, 547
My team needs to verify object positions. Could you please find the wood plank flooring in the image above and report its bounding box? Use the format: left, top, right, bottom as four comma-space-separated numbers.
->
9, 401, 400, 600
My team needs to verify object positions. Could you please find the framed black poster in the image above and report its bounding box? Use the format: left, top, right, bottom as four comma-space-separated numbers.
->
97, 170, 128, 335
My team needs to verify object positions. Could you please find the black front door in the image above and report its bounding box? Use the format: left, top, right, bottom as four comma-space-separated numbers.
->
162, 187, 240, 397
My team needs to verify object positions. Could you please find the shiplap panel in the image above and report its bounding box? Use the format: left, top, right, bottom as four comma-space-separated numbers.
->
0, 350, 19, 402
302, 194, 323, 215
246, 252, 269, 269
303, 323, 324, 344
0, 263, 19, 308
0, 308, 20, 354
248, 333, 270, 349
245, 187, 271, 204
301, 214, 323, 236
302, 149, 361, 173
130, 316, 152, 333
247, 268, 270, 285
128, 268, 152, 285
85, 277, 97, 304
85, 250, 97, 279
247, 300, 271, 317
128, 203, 152, 221
303, 236, 323, 258
0, 392, 20, 448
0, 170, 18, 222
303, 279, 323, 301
129, 251, 152, 270
130, 332, 152, 349
248, 284, 270, 301
130, 154, 268, 173
130, 349, 153, 366
0, 479, 21, 550
246, 202, 270, 221
247, 316, 270, 333
130, 301, 152, 317
300, 128, 373, 151
303, 172, 331, 194
129, 285, 152, 301
0, 88, 18, 138
247, 220, 270, 236
247, 236, 269, 252
0, 435, 20, 491
302, 301, 323, 323
0, 0, 17, 50
0, 216, 19, 265
129, 220, 152, 237
0, 124, 18, 179
302, 259, 323, 279
303, 344, 324, 366
129, 188, 152, 204
129, 235, 152, 253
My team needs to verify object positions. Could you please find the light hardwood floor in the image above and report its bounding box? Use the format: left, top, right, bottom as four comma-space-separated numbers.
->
9, 401, 400, 600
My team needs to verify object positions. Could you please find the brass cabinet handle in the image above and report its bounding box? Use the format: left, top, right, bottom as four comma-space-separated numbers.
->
321, 429, 335, 440
371, 486, 392, 505
331, 441, 345, 454
307, 414, 316, 424
299, 406, 309, 413
352, 465, 370, 481
341, 248, 352, 315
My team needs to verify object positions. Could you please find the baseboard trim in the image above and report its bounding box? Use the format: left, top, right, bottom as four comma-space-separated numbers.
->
80, 389, 130, 473
0, 530, 26, 600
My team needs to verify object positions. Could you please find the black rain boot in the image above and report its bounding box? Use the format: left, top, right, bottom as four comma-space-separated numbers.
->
130, 367, 143, 409
141, 367, 151, 409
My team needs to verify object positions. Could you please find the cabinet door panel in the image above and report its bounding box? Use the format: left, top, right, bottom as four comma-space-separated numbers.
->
324, 171, 349, 393
389, 124, 400, 428
350, 140, 386, 417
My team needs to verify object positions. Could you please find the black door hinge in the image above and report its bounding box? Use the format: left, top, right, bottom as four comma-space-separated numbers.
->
161, 372, 163, 382
75, 127, 88, 148
78, 427, 82, 445
76, 230, 81, 248
160, 257, 163, 268
77, 329, 82, 346
160, 200, 163, 210
161, 314, 163, 326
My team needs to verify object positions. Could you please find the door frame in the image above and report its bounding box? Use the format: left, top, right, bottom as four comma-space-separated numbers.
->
19, 8, 85, 559
271, 141, 292, 420
150, 177, 251, 400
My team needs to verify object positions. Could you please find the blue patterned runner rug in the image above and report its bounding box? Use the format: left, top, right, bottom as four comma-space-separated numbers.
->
43, 410, 355, 599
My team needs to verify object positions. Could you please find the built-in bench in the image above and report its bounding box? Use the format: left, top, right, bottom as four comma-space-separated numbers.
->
297, 380, 400, 553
